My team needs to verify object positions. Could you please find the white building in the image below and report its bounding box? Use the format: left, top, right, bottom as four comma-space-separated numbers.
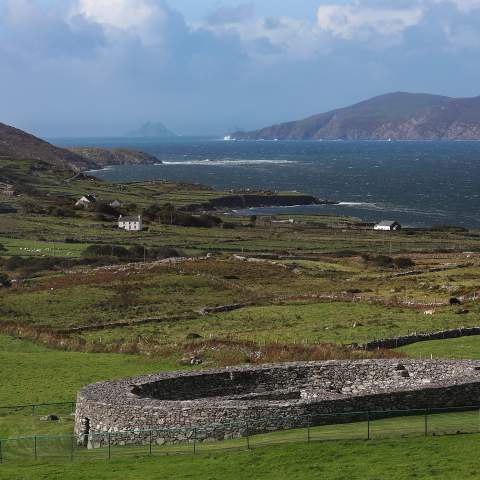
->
118, 215, 143, 231
75, 194, 96, 207
374, 220, 402, 231
109, 199, 123, 208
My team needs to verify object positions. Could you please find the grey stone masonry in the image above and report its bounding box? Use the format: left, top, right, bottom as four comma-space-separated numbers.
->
75, 359, 480, 448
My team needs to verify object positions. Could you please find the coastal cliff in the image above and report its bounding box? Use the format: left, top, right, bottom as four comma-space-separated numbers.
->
230, 92, 480, 141
68, 147, 161, 168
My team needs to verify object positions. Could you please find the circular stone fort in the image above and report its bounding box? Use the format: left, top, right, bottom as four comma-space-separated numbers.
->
75, 359, 480, 448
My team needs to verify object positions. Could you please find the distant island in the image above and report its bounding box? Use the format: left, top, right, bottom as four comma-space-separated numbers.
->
230, 92, 480, 141
128, 121, 177, 138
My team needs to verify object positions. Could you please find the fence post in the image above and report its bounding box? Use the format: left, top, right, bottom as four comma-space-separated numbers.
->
34, 436, 37, 460
108, 433, 111, 460
307, 416, 311, 442
70, 434, 74, 462
245, 422, 250, 450
424, 409, 428, 437
0, 439, 3, 464
193, 428, 197, 454
367, 411, 371, 440
149, 430, 153, 456
32, 404, 35, 416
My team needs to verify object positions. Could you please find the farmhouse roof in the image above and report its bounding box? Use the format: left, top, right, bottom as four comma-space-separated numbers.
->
376, 220, 400, 227
119, 215, 141, 222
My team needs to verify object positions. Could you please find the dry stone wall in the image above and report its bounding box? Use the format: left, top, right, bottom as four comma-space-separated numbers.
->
355, 326, 480, 350
75, 359, 480, 448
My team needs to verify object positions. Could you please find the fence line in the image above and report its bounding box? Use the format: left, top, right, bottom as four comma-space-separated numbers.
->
0, 401, 76, 416
1, 405, 480, 464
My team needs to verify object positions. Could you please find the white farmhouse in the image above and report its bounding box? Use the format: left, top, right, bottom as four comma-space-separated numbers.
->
374, 220, 402, 231
118, 215, 143, 232
75, 194, 96, 207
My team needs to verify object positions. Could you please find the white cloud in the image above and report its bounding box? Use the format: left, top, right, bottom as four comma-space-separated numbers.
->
73, 0, 170, 45
317, 4, 424, 39
442, 0, 480, 12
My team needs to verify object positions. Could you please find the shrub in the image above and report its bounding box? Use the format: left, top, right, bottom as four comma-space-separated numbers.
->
144, 203, 222, 228
362, 255, 414, 269
5, 256, 25, 270
0, 272, 11, 287
82, 244, 129, 258
393, 257, 415, 269
334, 250, 359, 258
49, 206, 75, 217
94, 201, 120, 217
361, 254, 393, 267
127, 245, 180, 261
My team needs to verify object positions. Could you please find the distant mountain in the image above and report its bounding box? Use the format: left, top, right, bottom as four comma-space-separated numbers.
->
68, 147, 161, 168
128, 121, 176, 138
230, 92, 480, 141
0, 122, 93, 171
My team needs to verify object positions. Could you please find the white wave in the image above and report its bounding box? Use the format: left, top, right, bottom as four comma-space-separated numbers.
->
85, 166, 114, 173
158, 159, 296, 166
337, 201, 377, 207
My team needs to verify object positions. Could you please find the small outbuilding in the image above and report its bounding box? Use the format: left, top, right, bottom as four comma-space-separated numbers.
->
109, 199, 123, 208
118, 215, 143, 232
75, 194, 96, 207
374, 220, 401, 231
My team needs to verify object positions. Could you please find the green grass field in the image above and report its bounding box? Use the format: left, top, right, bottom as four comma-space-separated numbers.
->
0, 335, 180, 407
1, 435, 480, 480
398, 335, 480, 359
0, 334, 186, 439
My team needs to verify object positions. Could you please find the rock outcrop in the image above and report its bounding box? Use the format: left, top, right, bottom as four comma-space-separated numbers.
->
68, 147, 161, 168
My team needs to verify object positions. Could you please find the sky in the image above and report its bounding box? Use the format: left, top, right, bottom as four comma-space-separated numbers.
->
2, 0, 480, 137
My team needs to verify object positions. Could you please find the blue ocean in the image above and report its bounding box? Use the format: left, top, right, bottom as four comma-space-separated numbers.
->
54, 138, 480, 228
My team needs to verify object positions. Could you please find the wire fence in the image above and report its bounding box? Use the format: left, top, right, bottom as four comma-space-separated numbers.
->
0, 402, 76, 417
1, 405, 480, 464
